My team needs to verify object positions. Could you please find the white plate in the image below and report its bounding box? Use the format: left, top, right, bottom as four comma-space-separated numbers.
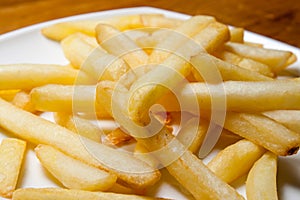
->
0, 6, 300, 200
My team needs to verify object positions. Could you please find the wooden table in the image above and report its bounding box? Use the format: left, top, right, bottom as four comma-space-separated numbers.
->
1, 0, 299, 47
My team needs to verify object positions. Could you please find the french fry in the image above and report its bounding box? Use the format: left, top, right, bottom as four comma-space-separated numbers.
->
0, 138, 26, 198
225, 42, 295, 73
98, 82, 244, 200
207, 139, 265, 183
54, 112, 102, 143
0, 98, 161, 189
223, 112, 300, 156
148, 15, 216, 64
30, 84, 111, 118
159, 79, 300, 113
190, 53, 272, 82
138, 126, 244, 200
246, 152, 278, 200
0, 64, 92, 90
61, 33, 99, 69
96, 24, 148, 69
12, 188, 163, 200
11, 91, 36, 113
216, 51, 274, 77
229, 27, 244, 43
61, 33, 131, 82
35, 144, 117, 191
263, 110, 300, 133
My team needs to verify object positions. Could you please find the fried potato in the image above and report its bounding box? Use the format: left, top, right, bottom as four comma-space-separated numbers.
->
62, 33, 130, 82
229, 27, 244, 43
225, 42, 295, 73
0, 90, 19, 101
30, 84, 111, 118
246, 152, 278, 200
160, 79, 300, 113
11, 91, 36, 113
96, 24, 148, 69
0, 64, 92, 90
216, 51, 274, 77
103, 128, 134, 146
223, 112, 300, 156
0, 98, 160, 189
263, 110, 300, 133
54, 112, 102, 142
0, 138, 26, 198
35, 144, 117, 191
12, 188, 163, 200
138, 126, 244, 200
207, 139, 265, 183
148, 15, 216, 64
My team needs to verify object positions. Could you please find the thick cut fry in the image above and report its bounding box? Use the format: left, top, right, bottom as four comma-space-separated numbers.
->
223, 112, 300, 156
62, 33, 130, 82
54, 112, 102, 143
12, 188, 162, 200
229, 27, 244, 43
225, 42, 294, 73
0, 98, 160, 189
30, 84, 111, 118
0, 138, 26, 198
35, 144, 117, 191
207, 139, 265, 183
246, 152, 278, 200
96, 24, 148, 69
0, 64, 92, 90
11, 91, 36, 113
216, 51, 274, 77
263, 110, 300, 133
148, 15, 216, 64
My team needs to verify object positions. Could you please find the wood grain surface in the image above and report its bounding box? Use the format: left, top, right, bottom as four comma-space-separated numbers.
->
0, 0, 299, 47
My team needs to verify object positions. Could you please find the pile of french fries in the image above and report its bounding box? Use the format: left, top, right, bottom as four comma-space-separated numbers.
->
0, 13, 299, 200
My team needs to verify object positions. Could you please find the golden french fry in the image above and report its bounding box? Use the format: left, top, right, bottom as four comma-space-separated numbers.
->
11, 91, 36, 113
216, 51, 274, 77
54, 112, 102, 143
96, 24, 148, 69
134, 142, 160, 169
246, 151, 278, 200
160, 79, 300, 113
35, 144, 117, 191
30, 84, 111, 118
0, 98, 160, 189
225, 42, 294, 73
140, 14, 183, 28
190, 53, 272, 82
229, 27, 244, 43
0, 64, 92, 90
62, 33, 131, 82
0, 138, 26, 198
263, 110, 300, 133
223, 112, 300, 156
148, 15, 216, 64
138, 126, 244, 200
207, 139, 265, 183
61, 33, 99, 69
12, 188, 162, 200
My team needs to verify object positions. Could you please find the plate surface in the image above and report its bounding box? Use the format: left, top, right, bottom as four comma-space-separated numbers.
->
0, 7, 300, 200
